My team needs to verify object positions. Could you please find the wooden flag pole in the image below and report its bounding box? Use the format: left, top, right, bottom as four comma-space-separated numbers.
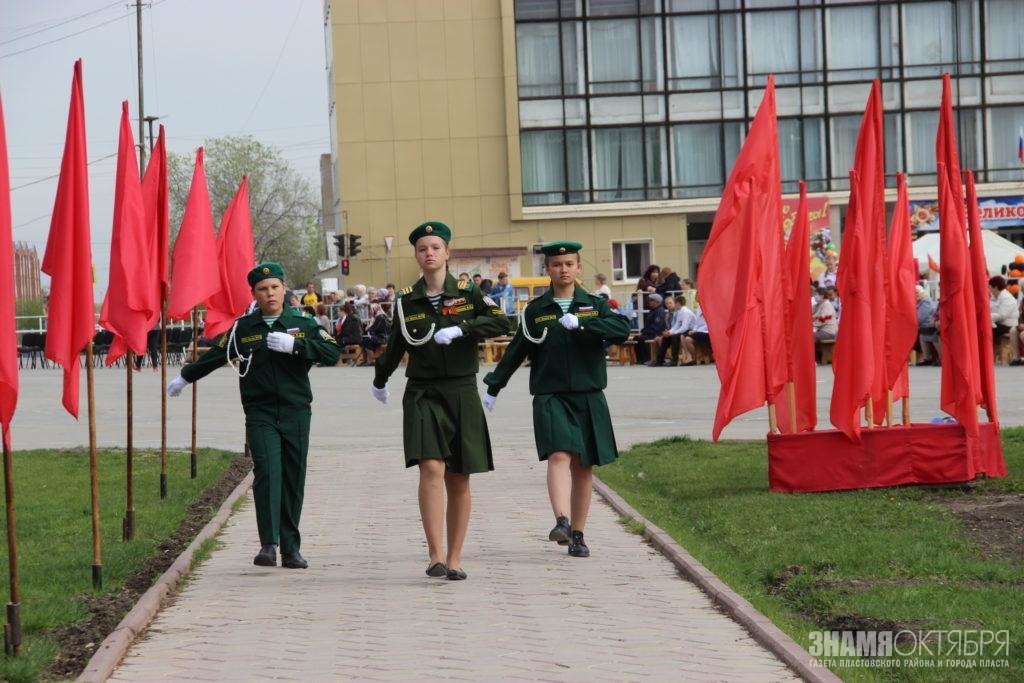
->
864, 399, 874, 429
885, 389, 894, 427
86, 343, 102, 590
903, 395, 911, 425
160, 308, 168, 499
123, 351, 135, 541
767, 402, 779, 434
190, 307, 199, 478
786, 381, 797, 433
2, 427, 21, 656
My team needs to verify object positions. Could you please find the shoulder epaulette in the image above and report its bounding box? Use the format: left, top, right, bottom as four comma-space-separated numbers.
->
398, 285, 413, 297
458, 280, 473, 291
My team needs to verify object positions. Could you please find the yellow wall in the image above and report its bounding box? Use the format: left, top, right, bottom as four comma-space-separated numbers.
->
327, 0, 690, 301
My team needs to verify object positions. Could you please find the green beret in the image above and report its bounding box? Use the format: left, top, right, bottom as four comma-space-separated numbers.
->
409, 220, 452, 245
247, 262, 286, 287
540, 240, 583, 257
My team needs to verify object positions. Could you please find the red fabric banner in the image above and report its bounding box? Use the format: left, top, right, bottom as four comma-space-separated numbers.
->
830, 171, 873, 442
966, 170, 997, 421
167, 148, 220, 321
701, 76, 785, 441
0, 93, 18, 448
776, 180, 816, 433
885, 173, 917, 402
142, 124, 169, 303
41, 60, 93, 419
938, 163, 980, 435
203, 176, 255, 338
99, 101, 153, 365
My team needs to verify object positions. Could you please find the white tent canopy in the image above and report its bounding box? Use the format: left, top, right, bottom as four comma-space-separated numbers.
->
912, 229, 1024, 277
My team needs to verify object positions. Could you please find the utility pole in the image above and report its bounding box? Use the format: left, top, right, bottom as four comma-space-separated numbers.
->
136, 0, 146, 173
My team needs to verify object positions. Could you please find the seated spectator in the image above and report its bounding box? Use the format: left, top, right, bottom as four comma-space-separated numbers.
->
314, 304, 332, 332
989, 275, 1017, 338
680, 305, 711, 361
824, 285, 841, 321
812, 287, 838, 341
334, 302, 363, 346
916, 285, 940, 366
655, 295, 697, 366
817, 254, 838, 289
358, 303, 389, 366
635, 264, 660, 310
301, 304, 317, 319
593, 273, 612, 298
656, 266, 682, 297
636, 292, 666, 365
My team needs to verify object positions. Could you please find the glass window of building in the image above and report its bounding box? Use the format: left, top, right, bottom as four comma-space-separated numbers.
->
611, 240, 653, 282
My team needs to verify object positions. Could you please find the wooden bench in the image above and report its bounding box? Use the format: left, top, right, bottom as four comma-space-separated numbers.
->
336, 344, 360, 366
817, 339, 836, 365
693, 343, 714, 365
995, 332, 1014, 365
608, 340, 637, 365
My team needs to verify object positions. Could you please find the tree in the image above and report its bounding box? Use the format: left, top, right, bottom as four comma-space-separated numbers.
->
168, 136, 322, 287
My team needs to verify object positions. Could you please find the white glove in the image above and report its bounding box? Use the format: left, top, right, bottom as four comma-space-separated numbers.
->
167, 375, 189, 397
559, 313, 579, 330
434, 326, 464, 345
371, 383, 389, 404
267, 331, 295, 354
482, 394, 497, 412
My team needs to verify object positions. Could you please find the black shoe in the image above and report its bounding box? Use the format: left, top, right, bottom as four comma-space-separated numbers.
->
425, 562, 448, 577
682, 361, 697, 366
548, 515, 571, 545
446, 567, 467, 580
1010, 359, 1024, 367
281, 551, 308, 569
568, 530, 590, 558
253, 545, 277, 567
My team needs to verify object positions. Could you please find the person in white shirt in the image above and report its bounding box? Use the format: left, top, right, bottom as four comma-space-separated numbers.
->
654, 295, 696, 366
593, 273, 612, 299
990, 275, 1018, 338
680, 304, 710, 362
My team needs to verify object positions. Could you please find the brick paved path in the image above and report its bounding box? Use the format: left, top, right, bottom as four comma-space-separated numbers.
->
106, 369, 797, 682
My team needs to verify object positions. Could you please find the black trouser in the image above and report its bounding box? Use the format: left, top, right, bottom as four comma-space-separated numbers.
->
655, 335, 680, 365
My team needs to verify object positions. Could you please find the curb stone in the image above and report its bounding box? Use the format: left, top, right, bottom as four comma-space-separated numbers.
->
75, 470, 255, 683
592, 476, 842, 683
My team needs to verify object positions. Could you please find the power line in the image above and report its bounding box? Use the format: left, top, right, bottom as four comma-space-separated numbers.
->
0, 12, 129, 60
0, 1, 124, 47
240, 0, 304, 131
10, 152, 118, 191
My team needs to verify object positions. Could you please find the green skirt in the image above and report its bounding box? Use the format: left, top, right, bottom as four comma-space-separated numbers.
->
402, 376, 494, 474
532, 391, 618, 466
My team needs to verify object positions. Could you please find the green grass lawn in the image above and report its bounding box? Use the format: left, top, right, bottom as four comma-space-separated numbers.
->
598, 429, 1023, 682
0, 448, 236, 683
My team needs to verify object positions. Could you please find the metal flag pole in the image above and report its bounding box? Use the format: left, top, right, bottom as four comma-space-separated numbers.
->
2, 426, 21, 656
123, 350, 135, 541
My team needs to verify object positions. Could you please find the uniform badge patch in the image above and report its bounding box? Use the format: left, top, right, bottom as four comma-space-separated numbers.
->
319, 328, 335, 341
443, 297, 466, 307
483, 295, 497, 307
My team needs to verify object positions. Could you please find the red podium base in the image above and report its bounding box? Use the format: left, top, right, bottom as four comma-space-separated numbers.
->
767, 422, 1007, 493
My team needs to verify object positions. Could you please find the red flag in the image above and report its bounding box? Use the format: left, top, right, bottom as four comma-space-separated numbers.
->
928, 253, 941, 273
830, 171, 874, 442
203, 176, 255, 337
885, 173, 918, 402
966, 170, 997, 420
99, 101, 153, 365
936, 72, 981, 404
142, 124, 169, 302
41, 60, 93, 418
776, 181, 816, 433
167, 148, 221, 320
0, 93, 18, 448
937, 162, 979, 435
701, 76, 786, 441
852, 81, 888, 422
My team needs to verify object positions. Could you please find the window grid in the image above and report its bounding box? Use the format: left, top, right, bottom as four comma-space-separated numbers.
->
514, 0, 1024, 206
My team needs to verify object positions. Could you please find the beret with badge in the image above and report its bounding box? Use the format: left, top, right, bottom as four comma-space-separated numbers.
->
247, 262, 286, 287
540, 240, 583, 257
408, 220, 452, 245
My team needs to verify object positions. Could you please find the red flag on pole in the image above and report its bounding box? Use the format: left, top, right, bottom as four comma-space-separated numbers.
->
203, 176, 255, 338
928, 253, 940, 273
851, 81, 889, 422
830, 171, 874, 442
142, 124, 169, 303
0, 93, 18, 448
937, 162, 980, 435
167, 148, 221, 321
701, 76, 786, 441
966, 170, 997, 421
776, 180, 816, 433
885, 173, 918, 402
41, 60, 93, 418
99, 101, 153, 365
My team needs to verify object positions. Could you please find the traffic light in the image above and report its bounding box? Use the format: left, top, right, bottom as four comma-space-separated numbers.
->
341, 258, 350, 276
348, 233, 362, 257
333, 233, 346, 258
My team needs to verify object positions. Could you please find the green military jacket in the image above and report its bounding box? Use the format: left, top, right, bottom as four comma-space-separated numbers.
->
182, 307, 340, 418
484, 285, 630, 396
375, 273, 510, 385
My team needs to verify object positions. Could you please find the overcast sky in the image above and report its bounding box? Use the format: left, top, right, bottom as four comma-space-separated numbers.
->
1, 0, 330, 299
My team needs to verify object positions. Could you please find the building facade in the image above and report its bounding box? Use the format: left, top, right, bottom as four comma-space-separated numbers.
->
14, 242, 41, 302
325, 0, 1024, 296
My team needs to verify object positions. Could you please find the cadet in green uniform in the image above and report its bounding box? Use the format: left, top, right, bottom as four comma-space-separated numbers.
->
371, 221, 510, 580
483, 241, 630, 558
167, 262, 340, 569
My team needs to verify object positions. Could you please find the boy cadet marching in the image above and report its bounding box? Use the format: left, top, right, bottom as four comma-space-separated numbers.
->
483, 241, 630, 558
371, 221, 510, 580
167, 262, 340, 569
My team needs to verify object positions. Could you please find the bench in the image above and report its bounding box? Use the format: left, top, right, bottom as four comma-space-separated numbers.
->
817, 339, 835, 365
693, 344, 714, 365
995, 332, 1013, 365
607, 340, 637, 365
336, 344, 360, 366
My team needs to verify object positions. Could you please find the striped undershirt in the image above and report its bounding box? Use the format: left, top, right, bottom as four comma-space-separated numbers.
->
427, 293, 443, 312
554, 297, 572, 314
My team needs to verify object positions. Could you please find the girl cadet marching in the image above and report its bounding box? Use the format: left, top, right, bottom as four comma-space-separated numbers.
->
482, 241, 630, 558
370, 221, 510, 580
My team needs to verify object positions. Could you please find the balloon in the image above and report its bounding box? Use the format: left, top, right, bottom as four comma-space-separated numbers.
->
1015, 254, 1024, 264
